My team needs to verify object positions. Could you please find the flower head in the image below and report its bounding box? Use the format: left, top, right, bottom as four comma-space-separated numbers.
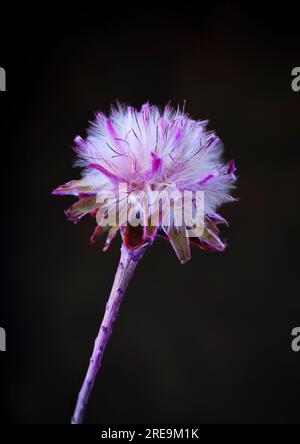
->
53, 103, 236, 263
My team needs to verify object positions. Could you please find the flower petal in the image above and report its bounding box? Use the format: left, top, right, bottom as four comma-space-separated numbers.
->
205, 215, 220, 235
88, 163, 123, 184
90, 223, 109, 243
165, 225, 191, 264
151, 151, 163, 176
206, 212, 229, 227
227, 159, 236, 176
52, 179, 95, 196
103, 226, 119, 252
65, 196, 99, 222
91, 205, 118, 243
121, 225, 147, 251
191, 226, 226, 252
145, 223, 158, 242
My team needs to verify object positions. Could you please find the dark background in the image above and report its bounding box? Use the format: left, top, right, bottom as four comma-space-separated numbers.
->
1, 3, 300, 424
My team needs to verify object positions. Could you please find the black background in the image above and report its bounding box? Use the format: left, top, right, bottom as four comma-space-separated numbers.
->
0, 3, 300, 424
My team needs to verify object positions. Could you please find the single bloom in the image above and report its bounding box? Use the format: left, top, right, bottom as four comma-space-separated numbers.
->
53, 103, 237, 424
53, 103, 237, 263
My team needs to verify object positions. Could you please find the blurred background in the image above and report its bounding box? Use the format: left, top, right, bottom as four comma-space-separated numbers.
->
0, 3, 300, 424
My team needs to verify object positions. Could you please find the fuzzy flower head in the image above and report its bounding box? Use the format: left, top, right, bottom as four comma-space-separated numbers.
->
53, 103, 236, 263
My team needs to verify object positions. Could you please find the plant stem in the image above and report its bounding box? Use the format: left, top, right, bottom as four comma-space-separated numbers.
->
71, 244, 146, 424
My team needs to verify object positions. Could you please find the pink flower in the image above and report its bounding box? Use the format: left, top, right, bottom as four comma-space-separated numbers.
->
53, 103, 236, 263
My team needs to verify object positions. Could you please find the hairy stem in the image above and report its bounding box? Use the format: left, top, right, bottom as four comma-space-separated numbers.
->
71, 244, 146, 424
